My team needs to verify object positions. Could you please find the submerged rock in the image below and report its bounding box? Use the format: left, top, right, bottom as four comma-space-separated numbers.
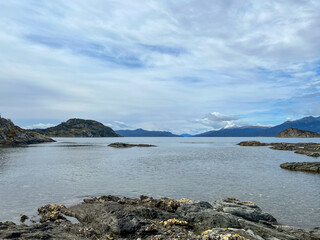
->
280, 162, 320, 173
1, 195, 319, 239
108, 142, 157, 148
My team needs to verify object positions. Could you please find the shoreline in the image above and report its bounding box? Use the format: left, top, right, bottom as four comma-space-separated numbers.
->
1, 195, 319, 240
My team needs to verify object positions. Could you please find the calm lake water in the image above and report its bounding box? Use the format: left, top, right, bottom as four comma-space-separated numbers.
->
0, 137, 319, 228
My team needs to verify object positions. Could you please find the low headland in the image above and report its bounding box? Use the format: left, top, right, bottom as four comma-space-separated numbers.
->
0, 117, 54, 146
1, 195, 319, 240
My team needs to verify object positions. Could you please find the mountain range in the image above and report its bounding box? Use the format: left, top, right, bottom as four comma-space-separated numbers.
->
23, 116, 320, 138
194, 116, 320, 137
115, 128, 180, 137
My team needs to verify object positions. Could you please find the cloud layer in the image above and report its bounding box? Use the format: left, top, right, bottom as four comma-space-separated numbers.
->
0, 0, 319, 133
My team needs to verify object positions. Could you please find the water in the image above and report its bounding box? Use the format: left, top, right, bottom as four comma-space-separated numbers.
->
0, 137, 319, 228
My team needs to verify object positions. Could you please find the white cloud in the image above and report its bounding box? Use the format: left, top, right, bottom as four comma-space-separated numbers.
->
106, 121, 132, 130
194, 112, 239, 130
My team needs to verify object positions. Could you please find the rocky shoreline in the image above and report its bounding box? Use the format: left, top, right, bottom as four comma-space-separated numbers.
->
1, 195, 319, 239
238, 141, 320, 158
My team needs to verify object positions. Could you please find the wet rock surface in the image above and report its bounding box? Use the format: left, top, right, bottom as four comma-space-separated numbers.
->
108, 142, 157, 148
238, 141, 320, 158
280, 162, 320, 173
1, 195, 319, 239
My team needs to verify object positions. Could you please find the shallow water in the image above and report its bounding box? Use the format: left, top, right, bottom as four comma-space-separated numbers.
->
0, 137, 319, 228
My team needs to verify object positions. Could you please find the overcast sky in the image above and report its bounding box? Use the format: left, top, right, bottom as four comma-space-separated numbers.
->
0, 0, 319, 134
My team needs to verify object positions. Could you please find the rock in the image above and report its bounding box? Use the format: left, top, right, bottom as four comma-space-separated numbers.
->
277, 128, 320, 138
1, 195, 320, 239
0, 117, 55, 146
237, 141, 269, 146
280, 162, 320, 173
108, 142, 157, 148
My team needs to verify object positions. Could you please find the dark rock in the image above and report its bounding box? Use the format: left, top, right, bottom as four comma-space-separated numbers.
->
108, 142, 157, 148
0, 117, 55, 146
277, 128, 320, 138
280, 162, 320, 173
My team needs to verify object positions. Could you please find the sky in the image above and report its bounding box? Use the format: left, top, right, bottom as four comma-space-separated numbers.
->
0, 0, 319, 134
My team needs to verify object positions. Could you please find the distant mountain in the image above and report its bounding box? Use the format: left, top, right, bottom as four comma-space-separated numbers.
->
0, 117, 54, 145
115, 128, 180, 137
276, 128, 320, 138
194, 116, 320, 137
265, 116, 320, 135
194, 126, 270, 137
31, 118, 120, 137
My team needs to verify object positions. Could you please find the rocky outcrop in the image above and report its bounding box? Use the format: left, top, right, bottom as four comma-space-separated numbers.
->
1, 195, 320, 239
277, 128, 320, 138
108, 142, 156, 148
280, 162, 320, 173
238, 141, 320, 158
30, 118, 120, 137
0, 117, 54, 146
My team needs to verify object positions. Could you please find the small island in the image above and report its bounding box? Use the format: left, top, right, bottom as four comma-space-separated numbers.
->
0, 117, 54, 146
108, 142, 156, 148
30, 118, 121, 137
276, 128, 320, 138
